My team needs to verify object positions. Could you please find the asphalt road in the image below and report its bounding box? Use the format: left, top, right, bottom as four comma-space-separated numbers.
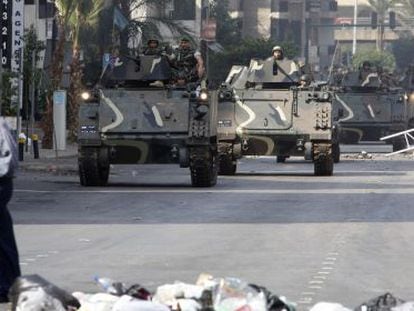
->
6, 149, 414, 309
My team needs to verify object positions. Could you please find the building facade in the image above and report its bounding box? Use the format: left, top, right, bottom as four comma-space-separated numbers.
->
227, 0, 338, 68
23, 0, 55, 70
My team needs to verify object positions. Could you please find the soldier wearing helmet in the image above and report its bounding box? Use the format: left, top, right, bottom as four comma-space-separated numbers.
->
299, 74, 311, 88
266, 45, 300, 81
272, 46, 284, 61
143, 39, 161, 56
169, 36, 205, 83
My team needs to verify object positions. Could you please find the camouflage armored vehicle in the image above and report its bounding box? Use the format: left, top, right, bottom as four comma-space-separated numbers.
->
330, 66, 407, 151
217, 58, 337, 176
78, 54, 218, 187
400, 64, 414, 129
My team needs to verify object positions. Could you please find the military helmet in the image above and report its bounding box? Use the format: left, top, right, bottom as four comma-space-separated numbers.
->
300, 74, 311, 83
272, 46, 283, 52
180, 36, 192, 42
147, 39, 159, 44
362, 61, 372, 69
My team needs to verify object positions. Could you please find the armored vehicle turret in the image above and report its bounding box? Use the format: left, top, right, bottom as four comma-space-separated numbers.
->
330, 66, 407, 151
78, 54, 218, 187
217, 58, 336, 176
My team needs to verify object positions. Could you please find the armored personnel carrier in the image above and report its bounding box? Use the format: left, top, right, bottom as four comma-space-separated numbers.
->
217, 58, 336, 176
330, 67, 407, 151
77, 54, 218, 187
400, 64, 414, 129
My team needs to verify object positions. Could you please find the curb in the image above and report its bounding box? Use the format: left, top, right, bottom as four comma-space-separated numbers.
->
19, 163, 78, 175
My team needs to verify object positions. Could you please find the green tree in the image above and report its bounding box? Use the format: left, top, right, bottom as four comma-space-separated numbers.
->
110, 0, 192, 49
0, 71, 18, 116
67, 0, 105, 141
22, 26, 45, 123
41, 0, 77, 148
209, 39, 298, 85
392, 32, 414, 68
352, 47, 396, 70
211, 0, 241, 47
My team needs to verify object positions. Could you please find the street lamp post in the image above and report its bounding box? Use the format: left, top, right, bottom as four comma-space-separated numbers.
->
352, 0, 358, 55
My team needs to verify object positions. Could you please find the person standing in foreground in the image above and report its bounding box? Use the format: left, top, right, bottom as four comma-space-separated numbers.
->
0, 118, 20, 302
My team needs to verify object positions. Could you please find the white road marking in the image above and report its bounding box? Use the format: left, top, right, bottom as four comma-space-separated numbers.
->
308, 285, 322, 289
309, 280, 324, 284
300, 292, 316, 296
317, 271, 330, 275
313, 276, 326, 280
15, 188, 414, 194
322, 261, 335, 265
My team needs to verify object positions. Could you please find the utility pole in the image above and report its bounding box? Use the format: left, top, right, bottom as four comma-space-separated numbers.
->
16, 48, 23, 141
0, 49, 3, 116
352, 0, 358, 55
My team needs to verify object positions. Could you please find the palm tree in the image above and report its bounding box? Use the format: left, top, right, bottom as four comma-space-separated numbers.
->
41, 0, 76, 148
67, 0, 105, 141
394, 0, 414, 35
116, 0, 192, 48
367, 0, 399, 50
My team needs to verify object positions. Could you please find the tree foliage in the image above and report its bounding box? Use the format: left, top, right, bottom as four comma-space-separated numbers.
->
0, 71, 18, 116
352, 47, 396, 70
209, 39, 299, 85
23, 26, 46, 120
392, 32, 414, 69
211, 0, 241, 47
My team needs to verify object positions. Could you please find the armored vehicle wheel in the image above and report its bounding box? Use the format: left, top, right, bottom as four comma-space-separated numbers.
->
190, 147, 218, 187
333, 143, 340, 163
78, 147, 110, 186
314, 156, 333, 176
218, 155, 237, 175
313, 143, 334, 176
277, 156, 287, 163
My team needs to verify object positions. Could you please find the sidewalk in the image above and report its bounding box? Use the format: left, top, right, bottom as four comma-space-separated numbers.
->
18, 143, 78, 175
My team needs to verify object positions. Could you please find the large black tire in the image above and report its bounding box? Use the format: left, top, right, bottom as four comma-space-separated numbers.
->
314, 155, 334, 176
78, 147, 110, 186
276, 155, 287, 163
218, 155, 237, 175
190, 148, 217, 187
333, 143, 340, 163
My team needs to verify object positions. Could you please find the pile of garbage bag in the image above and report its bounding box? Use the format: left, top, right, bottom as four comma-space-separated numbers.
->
6, 274, 411, 311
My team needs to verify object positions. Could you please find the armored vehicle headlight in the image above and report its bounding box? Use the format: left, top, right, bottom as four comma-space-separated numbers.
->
322, 92, 331, 101
81, 91, 91, 101
199, 91, 208, 101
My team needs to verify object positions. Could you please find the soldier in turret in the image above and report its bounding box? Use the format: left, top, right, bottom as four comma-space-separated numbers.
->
271, 46, 284, 61
169, 36, 205, 83
268, 45, 300, 81
143, 39, 161, 56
